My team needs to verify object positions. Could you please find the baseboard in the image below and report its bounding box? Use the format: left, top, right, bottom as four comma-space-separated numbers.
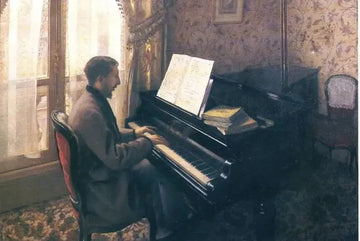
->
0, 161, 67, 213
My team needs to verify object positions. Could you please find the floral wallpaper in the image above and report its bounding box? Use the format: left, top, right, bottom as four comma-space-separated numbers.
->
287, 0, 357, 112
169, 0, 282, 74
168, 0, 357, 113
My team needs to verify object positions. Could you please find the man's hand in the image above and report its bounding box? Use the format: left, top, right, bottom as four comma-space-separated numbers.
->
135, 126, 156, 137
145, 133, 169, 146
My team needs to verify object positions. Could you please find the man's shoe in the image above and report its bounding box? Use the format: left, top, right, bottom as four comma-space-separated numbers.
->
155, 228, 174, 241
156, 228, 181, 241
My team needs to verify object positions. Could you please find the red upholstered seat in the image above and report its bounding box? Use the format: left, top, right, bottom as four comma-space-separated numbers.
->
51, 110, 138, 241
55, 131, 79, 219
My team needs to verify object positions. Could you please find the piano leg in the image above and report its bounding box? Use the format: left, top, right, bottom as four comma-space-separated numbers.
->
254, 201, 276, 241
296, 110, 314, 163
253, 187, 276, 241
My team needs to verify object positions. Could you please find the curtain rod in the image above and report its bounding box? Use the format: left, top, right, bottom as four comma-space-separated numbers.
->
280, 0, 288, 92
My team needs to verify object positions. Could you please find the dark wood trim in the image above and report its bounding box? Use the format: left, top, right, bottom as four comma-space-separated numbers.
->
0, 161, 67, 213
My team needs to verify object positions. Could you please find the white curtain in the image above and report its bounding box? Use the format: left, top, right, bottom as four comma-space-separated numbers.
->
66, 0, 128, 126
0, 0, 45, 159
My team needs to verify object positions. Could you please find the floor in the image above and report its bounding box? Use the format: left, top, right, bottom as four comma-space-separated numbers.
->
0, 151, 358, 241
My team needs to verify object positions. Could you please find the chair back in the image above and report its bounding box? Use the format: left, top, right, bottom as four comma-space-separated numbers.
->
51, 110, 82, 219
325, 74, 357, 123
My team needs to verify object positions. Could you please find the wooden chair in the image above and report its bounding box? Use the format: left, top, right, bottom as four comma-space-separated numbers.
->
51, 110, 143, 241
312, 74, 357, 174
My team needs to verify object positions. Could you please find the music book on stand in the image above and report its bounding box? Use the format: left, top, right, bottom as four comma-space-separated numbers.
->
156, 54, 214, 117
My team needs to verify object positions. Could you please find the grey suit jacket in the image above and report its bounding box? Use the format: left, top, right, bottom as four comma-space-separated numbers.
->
69, 88, 152, 226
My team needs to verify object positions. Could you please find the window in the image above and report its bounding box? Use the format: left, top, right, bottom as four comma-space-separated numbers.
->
0, 0, 55, 173
0, 0, 125, 173
65, 0, 126, 117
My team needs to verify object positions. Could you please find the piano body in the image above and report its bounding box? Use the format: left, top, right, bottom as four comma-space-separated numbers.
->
127, 65, 318, 210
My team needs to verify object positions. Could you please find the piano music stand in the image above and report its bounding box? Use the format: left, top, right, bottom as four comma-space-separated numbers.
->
155, 78, 214, 119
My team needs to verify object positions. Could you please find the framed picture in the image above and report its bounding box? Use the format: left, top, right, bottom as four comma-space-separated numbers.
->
212, 0, 244, 24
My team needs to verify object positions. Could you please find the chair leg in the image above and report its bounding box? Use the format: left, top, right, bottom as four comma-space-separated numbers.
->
85, 233, 92, 241
355, 150, 358, 173
324, 148, 333, 170
328, 148, 332, 161
81, 230, 91, 241
79, 229, 91, 241
356, 153, 358, 175
78, 221, 91, 241
311, 138, 318, 167
145, 197, 157, 241
79, 228, 83, 241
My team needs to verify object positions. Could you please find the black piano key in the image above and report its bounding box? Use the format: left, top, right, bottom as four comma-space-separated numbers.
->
195, 162, 209, 170
189, 159, 202, 166
207, 171, 219, 179
200, 167, 213, 175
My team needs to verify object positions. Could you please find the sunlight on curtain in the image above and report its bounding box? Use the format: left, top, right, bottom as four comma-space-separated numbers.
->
0, 0, 45, 159
66, 0, 127, 126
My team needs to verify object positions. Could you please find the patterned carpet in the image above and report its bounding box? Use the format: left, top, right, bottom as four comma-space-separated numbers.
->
0, 154, 357, 241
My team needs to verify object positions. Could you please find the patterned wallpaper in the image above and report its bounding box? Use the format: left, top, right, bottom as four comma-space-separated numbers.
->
168, 0, 357, 113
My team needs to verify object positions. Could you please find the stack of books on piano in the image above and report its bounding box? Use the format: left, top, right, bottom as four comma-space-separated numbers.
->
202, 105, 258, 135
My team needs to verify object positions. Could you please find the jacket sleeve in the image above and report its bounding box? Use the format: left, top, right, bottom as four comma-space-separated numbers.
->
119, 127, 136, 142
77, 110, 152, 171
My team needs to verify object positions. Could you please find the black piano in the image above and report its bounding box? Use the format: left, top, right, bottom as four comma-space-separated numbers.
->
127, 65, 318, 211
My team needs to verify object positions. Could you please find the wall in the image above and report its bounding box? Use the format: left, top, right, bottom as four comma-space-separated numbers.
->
287, 0, 357, 113
168, 0, 357, 113
0, 162, 67, 213
169, 0, 282, 74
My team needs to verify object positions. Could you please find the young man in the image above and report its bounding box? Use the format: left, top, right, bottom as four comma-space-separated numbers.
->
69, 56, 191, 240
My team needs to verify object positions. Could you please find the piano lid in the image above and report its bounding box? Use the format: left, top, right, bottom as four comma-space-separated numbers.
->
213, 65, 319, 103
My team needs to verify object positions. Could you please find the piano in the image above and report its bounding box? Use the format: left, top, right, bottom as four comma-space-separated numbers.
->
127, 65, 318, 210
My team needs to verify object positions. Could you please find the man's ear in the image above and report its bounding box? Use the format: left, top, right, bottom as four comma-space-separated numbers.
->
96, 75, 103, 83
93, 75, 103, 90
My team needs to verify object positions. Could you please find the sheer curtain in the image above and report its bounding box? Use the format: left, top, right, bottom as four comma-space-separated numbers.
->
0, 0, 45, 159
66, 0, 128, 126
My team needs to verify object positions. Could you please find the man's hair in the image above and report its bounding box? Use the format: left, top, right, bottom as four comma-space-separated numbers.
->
84, 56, 119, 86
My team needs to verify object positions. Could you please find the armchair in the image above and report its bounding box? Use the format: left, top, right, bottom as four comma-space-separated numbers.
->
50, 110, 147, 241
312, 74, 357, 174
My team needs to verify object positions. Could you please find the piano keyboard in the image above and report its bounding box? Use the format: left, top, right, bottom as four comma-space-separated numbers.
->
128, 121, 214, 186
154, 144, 211, 185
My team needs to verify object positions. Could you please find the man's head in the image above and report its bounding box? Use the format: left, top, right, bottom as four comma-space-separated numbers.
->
84, 56, 121, 98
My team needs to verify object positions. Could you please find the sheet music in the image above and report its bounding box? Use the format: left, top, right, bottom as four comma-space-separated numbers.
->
157, 54, 214, 115
175, 57, 214, 115
156, 54, 191, 103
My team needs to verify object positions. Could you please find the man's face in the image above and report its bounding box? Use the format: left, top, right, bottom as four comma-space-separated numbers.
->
101, 65, 121, 98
